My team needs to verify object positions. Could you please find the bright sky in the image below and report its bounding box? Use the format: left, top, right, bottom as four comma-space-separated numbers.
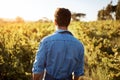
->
0, 0, 118, 21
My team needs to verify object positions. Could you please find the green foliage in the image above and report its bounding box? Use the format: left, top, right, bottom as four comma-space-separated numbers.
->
116, 1, 120, 20
97, 1, 120, 20
71, 12, 86, 21
69, 21, 120, 80
0, 22, 54, 80
0, 21, 120, 80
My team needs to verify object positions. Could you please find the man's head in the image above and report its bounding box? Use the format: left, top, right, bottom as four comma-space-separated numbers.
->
54, 8, 71, 27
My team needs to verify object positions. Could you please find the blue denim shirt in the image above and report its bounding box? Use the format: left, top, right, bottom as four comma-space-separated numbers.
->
32, 29, 84, 79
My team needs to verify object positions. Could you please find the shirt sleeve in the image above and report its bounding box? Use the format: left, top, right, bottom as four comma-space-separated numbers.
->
74, 44, 84, 76
32, 41, 47, 74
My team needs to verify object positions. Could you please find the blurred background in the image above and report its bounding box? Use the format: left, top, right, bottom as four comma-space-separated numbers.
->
0, 0, 120, 80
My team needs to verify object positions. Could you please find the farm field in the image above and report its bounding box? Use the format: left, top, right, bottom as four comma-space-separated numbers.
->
0, 20, 120, 80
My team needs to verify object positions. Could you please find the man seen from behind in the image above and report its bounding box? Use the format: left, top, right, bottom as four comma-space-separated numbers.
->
32, 8, 84, 80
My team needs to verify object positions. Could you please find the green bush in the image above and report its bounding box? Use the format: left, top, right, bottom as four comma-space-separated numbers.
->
0, 21, 120, 80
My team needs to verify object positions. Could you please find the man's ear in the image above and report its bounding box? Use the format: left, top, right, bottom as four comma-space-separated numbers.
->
54, 19, 57, 25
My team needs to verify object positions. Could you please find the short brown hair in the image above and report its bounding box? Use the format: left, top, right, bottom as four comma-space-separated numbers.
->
54, 8, 71, 27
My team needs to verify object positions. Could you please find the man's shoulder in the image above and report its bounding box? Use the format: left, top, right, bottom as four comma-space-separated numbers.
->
41, 33, 56, 42
73, 38, 84, 47
70, 36, 84, 49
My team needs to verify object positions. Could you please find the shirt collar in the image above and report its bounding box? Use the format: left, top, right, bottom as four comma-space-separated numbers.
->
55, 29, 73, 36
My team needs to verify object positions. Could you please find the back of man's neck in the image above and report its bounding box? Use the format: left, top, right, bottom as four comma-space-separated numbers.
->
56, 26, 68, 30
